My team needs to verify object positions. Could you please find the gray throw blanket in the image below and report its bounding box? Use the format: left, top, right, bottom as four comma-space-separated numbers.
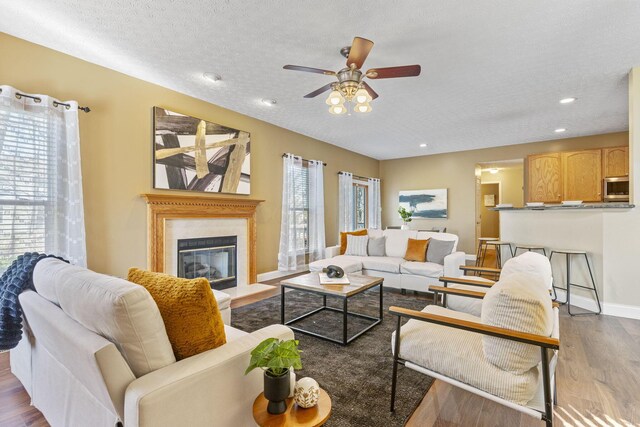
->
0, 253, 66, 350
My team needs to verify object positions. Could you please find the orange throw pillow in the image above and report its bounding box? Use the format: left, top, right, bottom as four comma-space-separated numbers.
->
340, 229, 368, 255
404, 238, 430, 262
127, 268, 226, 360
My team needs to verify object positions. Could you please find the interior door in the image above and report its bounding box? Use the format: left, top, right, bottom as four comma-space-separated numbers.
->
527, 153, 562, 203
562, 149, 602, 202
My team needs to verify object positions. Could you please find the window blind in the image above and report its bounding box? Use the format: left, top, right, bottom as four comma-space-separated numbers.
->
0, 107, 51, 272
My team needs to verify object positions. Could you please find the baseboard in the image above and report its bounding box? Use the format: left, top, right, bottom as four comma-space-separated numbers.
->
555, 290, 640, 320
257, 266, 309, 282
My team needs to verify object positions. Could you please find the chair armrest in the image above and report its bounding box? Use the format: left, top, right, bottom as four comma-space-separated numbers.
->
325, 245, 341, 259
124, 324, 294, 427
443, 251, 466, 277
460, 265, 501, 275
389, 306, 559, 350
430, 285, 486, 299
439, 276, 495, 288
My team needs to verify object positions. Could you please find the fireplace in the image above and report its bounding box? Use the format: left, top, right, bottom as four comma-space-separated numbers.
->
177, 236, 237, 290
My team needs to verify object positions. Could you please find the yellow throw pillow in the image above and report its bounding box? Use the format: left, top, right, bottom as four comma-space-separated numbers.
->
127, 268, 226, 360
340, 229, 368, 255
404, 238, 430, 262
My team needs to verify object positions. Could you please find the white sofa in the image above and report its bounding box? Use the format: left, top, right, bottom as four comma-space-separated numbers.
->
10, 258, 293, 427
309, 229, 466, 292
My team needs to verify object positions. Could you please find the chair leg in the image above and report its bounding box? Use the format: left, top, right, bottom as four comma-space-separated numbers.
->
549, 251, 562, 303
541, 348, 554, 427
553, 374, 558, 406
475, 241, 483, 267
390, 316, 402, 412
584, 253, 602, 315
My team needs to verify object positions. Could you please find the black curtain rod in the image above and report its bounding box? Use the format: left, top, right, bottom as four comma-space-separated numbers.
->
338, 171, 379, 181
10, 91, 91, 113
281, 153, 327, 166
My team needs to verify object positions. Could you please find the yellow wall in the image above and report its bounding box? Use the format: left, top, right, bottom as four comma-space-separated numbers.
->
380, 132, 628, 254
480, 165, 525, 207
0, 33, 379, 276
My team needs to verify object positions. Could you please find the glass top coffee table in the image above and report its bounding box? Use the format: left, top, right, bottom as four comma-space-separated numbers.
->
279, 273, 383, 345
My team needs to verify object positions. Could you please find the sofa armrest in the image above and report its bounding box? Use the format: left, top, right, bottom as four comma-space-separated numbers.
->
443, 251, 466, 277
124, 324, 294, 427
325, 245, 341, 259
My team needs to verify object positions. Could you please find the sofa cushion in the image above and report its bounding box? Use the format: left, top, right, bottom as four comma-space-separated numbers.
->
308, 255, 363, 274
400, 261, 444, 278
445, 282, 491, 317
32, 258, 175, 377
128, 268, 227, 361
417, 231, 459, 252
340, 229, 368, 255
367, 236, 386, 257
481, 272, 553, 374
394, 305, 540, 405
361, 256, 405, 274
426, 238, 455, 265
383, 229, 418, 258
367, 228, 384, 238
345, 234, 369, 256
501, 252, 553, 290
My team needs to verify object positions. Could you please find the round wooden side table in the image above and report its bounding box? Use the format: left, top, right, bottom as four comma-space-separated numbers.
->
252, 388, 331, 427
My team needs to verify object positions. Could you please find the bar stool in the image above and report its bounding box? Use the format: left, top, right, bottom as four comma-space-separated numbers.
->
475, 237, 499, 268
549, 249, 602, 316
485, 241, 514, 268
514, 245, 548, 257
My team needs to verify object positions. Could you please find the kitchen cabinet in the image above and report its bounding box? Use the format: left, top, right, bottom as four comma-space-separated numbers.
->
561, 149, 602, 202
603, 146, 629, 177
527, 153, 562, 203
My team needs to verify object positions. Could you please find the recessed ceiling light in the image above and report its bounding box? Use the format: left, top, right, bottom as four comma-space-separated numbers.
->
554, 128, 566, 133
419, 143, 427, 148
203, 72, 222, 83
559, 97, 576, 104
261, 98, 277, 106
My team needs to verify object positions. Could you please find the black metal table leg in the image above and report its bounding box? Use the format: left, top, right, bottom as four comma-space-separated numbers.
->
379, 283, 384, 320
280, 285, 286, 324
343, 297, 348, 345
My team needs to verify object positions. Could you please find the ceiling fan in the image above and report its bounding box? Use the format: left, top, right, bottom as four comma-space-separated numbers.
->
283, 36, 421, 114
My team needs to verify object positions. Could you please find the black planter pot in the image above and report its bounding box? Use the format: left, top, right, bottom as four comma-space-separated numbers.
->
263, 369, 290, 414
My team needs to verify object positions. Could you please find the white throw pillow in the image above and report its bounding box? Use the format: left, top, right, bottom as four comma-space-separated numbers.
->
383, 229, 418, 257
481, 272, 553, 374
345, 234, 369, 256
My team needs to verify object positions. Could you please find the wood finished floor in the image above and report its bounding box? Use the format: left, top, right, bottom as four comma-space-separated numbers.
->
2, 267, 639, 426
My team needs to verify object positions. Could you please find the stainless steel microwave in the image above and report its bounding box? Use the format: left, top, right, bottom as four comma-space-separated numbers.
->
603, 177, 629, 202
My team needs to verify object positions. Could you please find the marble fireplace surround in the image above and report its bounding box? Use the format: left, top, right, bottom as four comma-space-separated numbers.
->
141, 194, 263, 286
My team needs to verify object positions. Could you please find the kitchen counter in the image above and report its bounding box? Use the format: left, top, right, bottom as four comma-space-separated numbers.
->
491, 203, 634, 211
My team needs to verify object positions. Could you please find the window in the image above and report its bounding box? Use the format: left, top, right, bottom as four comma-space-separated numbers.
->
0, 107, 51, 272
291, 161, 309, 252
353, 182, 369, 230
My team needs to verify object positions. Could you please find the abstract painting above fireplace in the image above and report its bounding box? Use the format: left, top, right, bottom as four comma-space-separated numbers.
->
177, 236, 238, 290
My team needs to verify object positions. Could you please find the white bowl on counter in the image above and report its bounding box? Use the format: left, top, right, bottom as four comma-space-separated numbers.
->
526, 202, 545, 207
496, 203, 513, 208
561, 200, 583, 206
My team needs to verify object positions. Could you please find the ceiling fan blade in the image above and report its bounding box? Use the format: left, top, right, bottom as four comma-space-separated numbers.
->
362, 81, 379, 100
346, 37, 374, 69
303, 83, 335, 98
366, 65, 421, 79
283, 65, 336, 76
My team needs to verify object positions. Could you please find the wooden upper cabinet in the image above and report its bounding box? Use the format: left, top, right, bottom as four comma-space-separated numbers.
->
527, 153, 562, 203
602, 146, 629, 177
561, 149, 602, 202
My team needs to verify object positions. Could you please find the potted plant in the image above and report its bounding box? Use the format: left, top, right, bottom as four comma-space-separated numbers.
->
245, 338, 302, 414
398, 206, 413, 229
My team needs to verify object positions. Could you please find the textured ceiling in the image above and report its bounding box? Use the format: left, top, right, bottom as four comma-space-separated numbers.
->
2, 1, 639, 160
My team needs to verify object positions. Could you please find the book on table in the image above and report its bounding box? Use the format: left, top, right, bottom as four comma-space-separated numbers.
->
318, 273, 351, 285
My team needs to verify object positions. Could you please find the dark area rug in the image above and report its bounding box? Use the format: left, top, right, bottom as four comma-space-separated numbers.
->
232, 288, 434, 427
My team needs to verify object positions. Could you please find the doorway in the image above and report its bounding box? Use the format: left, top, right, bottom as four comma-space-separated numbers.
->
480, 182, 500, 239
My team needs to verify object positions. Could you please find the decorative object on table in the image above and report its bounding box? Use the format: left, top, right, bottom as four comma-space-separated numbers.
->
153, 107, 250, 195
484, 194, 496, 207
397, 206, 413, 229
294, 377, 320, 408
253, 388, 332, 427
322, 265, 344, 278
399, 189, 448, 219
288, 368, 296, 398
245, 338, 302, 415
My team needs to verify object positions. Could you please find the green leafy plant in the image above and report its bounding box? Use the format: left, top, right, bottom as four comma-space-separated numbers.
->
398, 206, 413, 223
245, 338, 302, 377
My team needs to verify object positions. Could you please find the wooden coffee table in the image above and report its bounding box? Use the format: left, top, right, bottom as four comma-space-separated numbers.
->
280, 273, 383, 345
252, 388, 331, 427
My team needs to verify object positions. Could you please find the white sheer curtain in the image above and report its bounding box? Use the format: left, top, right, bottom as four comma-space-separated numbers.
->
307, 160, 325, 263
338, 171, 354, 233
0, 85, 86, 270
368, 178, 382, 229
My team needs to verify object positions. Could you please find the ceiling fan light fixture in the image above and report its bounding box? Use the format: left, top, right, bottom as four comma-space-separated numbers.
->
329, 104, 347, 115
355, 103, 372, 113
354, 88, 372, 104
326, 90, 345, 106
